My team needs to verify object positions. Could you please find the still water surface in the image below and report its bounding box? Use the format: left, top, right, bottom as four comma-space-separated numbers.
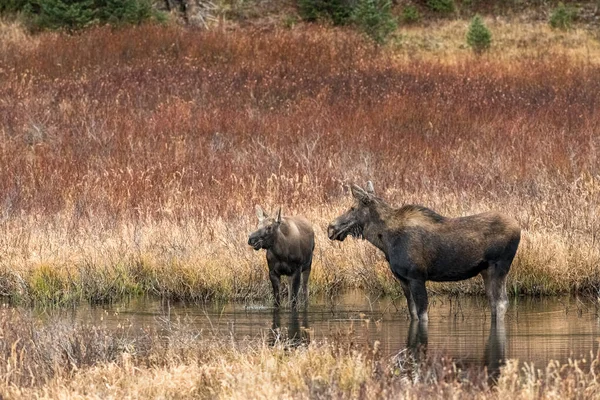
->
34, 291, 600, 369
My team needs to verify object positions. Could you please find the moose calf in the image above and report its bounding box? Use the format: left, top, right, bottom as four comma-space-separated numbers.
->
248, 206, 314, 309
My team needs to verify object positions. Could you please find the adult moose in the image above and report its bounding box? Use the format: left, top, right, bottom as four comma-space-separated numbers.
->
248, 206, 315, 309
327, 182, 520, 322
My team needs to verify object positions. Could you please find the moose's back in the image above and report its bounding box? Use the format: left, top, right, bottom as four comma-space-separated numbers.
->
393, 211, 520, 282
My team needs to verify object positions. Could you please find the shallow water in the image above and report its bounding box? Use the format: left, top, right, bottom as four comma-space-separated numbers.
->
31, 291, 600, 369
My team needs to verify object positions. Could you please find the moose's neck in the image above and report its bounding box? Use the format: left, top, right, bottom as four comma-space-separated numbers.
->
362, 203, 394, 257
363, 222, 388, 256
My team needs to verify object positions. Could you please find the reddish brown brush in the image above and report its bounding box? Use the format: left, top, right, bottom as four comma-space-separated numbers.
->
0, 25, 597, 220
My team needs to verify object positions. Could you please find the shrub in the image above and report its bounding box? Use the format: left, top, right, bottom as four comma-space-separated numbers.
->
30, 0, 97, 31
352, 0, 397, 44
0, 0, 29, 13
466, 15, 491, 54
426, 0, 454, 14
549, 2, 577, 30
96, 0, 156, 25
4, 0, 164, 31
297, 0, 356, 25
401, 5, 420, 24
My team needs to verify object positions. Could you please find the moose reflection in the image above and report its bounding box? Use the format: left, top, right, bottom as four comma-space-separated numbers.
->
268, 308, 311, 348
484, 320, 507, 384
328, 182, 521, 322
400, 320, 506, 385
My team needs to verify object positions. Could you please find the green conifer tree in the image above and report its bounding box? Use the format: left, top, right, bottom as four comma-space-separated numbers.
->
466, 15, 491, 55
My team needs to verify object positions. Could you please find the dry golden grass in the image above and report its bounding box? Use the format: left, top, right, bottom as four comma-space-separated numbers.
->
392, 18, 600, 63
0, 189, 598, 305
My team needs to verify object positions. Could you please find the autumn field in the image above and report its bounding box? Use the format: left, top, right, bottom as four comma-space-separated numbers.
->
0, 13, 599, 398
0, 20, 599, 307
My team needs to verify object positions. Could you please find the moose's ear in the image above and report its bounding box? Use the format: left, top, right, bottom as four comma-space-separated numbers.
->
351, 184, 371, 204
365, 181, 375, 194
255, 205, 267, 221
275, 207, 282, 223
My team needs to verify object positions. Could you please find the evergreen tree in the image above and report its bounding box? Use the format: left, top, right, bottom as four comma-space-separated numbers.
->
353, 0, 397, 44
36, 0, 96, 31
3, 0, 161, 31
549, 2, 576, 30
466, 15, 491, 55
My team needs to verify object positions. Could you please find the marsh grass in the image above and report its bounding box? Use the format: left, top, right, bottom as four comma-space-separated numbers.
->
1, 309, 600, 398
0, 21, 598, 305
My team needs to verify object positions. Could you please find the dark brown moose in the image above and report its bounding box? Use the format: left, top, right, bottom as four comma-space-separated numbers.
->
327, 182, 520, 322
248, 206, 315, 309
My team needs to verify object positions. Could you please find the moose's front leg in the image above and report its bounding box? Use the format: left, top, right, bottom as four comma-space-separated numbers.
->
269, 270, 282, 308
397, 276, 418, 320
409, 279, 429, 322
301, 269, 310, 306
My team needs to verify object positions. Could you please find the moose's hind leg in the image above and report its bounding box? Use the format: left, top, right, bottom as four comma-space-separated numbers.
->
481, 264, 509, 321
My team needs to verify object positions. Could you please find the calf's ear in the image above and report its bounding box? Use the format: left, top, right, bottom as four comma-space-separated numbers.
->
255, 205, 267, 221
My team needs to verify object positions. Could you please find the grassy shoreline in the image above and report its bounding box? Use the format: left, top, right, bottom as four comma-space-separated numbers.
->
0, 197, 598, 306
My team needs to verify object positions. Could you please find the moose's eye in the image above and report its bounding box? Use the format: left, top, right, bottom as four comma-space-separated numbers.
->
350, 207, 356, 212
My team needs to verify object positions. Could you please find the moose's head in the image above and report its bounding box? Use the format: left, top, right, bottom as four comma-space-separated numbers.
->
327, 181, 378, 242
248, 205, 282, 250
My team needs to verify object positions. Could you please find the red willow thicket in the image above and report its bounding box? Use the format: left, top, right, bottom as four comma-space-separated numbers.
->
0, 24, 598, 231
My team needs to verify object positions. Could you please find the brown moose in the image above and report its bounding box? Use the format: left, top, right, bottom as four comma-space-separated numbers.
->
327, 182, 520, 322
248, 206, 315, 309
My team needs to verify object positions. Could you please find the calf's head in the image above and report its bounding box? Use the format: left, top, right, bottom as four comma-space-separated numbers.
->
248, 206, 281, 250
327, 181, 375, 241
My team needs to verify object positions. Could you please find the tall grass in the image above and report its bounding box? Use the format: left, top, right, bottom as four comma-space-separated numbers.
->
0, 22, 598, 304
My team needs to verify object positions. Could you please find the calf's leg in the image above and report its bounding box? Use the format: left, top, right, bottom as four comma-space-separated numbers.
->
301, 268, 311, 306
269, 271, 282, 308
289, 269, 302, 309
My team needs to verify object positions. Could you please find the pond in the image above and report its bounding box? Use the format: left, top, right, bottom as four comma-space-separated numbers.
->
30, 290, 600, 372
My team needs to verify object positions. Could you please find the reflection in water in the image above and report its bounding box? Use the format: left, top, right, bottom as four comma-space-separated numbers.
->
21, 292, 600, 371
269, 309, 310, 347
402, 319, 506, 384
484, 320, 506, 384
407, 320, 429, 352
406, 320, 429, 363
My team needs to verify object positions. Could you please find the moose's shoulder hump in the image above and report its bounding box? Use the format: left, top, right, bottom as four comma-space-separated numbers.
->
398, 205, 445, 223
